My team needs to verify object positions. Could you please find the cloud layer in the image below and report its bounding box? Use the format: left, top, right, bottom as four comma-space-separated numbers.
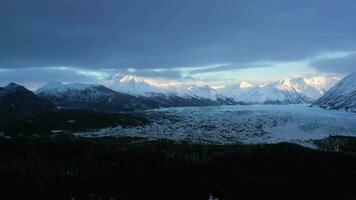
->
0, 0, 355, 85
312, 54, 356, 74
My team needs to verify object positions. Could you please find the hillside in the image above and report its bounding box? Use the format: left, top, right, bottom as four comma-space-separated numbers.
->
316, 73, 356, 112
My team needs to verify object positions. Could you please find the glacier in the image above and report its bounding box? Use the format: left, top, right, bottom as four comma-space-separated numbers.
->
75, 104, 356, 148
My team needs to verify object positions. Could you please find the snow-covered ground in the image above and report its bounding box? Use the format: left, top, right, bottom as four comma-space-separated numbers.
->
75, 105, 356, 148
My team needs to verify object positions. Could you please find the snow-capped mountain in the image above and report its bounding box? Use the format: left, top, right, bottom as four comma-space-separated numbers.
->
316, 73, 356, 112
184, 85, 217, 100
37, 82, 105, 97
219, 80, 310, 104
36, 82, 236, 112
217, 75, 340, 104
106, 74, 235, 102
185, 85, 238, 105
284, 75, 340, 99
107, 74, 181, 95
105, 74, 339, 105
36, 82, 161, 111
35, 74, 341, 111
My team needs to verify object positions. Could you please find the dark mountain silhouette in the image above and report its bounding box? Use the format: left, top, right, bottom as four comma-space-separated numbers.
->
0, 83, 53, 117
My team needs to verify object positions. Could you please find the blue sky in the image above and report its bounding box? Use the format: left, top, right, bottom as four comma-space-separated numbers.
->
0, 0, 356, 88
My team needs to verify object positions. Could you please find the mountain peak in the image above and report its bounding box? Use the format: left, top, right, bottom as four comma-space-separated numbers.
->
239, 81, 254, 89
37, 82, 94, 94
4, 82, 26, 91
330, 72, 356, 95
109, 74, 180, 95
217, 75, 340, 103
316, 72, 356, 112
119, 75, 140, 82
0, 83, 54, 115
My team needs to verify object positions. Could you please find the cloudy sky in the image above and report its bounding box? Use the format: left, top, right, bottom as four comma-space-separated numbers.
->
1, 0, 356, 88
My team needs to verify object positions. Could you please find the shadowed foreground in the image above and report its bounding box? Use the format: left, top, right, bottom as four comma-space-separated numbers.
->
1, 136, 356, 200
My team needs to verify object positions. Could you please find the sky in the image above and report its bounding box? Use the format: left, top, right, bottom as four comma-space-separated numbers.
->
1, 0, 356, 89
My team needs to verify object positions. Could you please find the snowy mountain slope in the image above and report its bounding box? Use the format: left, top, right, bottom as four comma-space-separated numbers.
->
218, 75, 340, 104
37, 82, 109, 98
107, 74, 236, 103
107, 74, 181, 95
285, 75, 340, 99
36, 74, 340, 109
36, 82, 161, 111
186, 85, 218, 101
219, 80, 311, 104
260, 81, 312, 104
106, 74, 314, 104
316, 73, 356, 112
36, 82, 237, 111
36, 82, 117, 103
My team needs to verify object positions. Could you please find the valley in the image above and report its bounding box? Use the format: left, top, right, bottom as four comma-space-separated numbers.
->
75, 104, 356, 148
0, 73, 355, 200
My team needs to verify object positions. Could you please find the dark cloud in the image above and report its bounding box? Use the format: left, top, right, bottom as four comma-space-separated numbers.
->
0, 0, 356, 72
312, 54, 356, 74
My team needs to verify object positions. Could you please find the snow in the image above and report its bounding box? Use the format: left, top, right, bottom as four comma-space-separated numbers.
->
107, 74, 187, 96
104, 74, 340, 103
290, 76, 340, 99
74, 104, 356, 148
115, 75, 167, 94
239, 81, 255, 89
316, 73, 356, 112
35, 75, 342, 108
36, 82, 96, 94
220, 82, 308, 104
186, 85, 218, 101
106, 74, 225, 101
218, 75, 340, 103
326, 72, 356, 95
35, 82, 112, 102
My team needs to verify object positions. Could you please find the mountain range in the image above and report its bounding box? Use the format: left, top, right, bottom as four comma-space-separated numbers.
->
219, 75, 340, 104
35, 82, 228, 112
103, 74, 340, 103
32, 74, 340, 111
0, 74, 350, 114
316, 73, 356, 112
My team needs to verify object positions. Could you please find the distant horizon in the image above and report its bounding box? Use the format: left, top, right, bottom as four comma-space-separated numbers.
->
0, 72, 345, 92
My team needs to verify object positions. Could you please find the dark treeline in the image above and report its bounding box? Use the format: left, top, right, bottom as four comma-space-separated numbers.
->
0, 110, 149, 136
1, 137, 356, 200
